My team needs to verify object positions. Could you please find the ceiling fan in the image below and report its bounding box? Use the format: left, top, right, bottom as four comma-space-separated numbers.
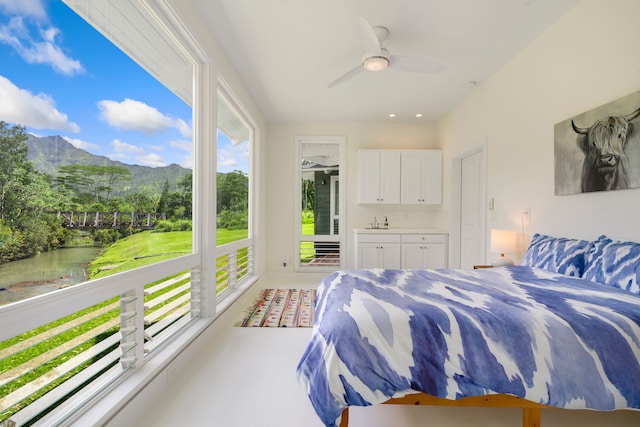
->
328, 15, 445, 88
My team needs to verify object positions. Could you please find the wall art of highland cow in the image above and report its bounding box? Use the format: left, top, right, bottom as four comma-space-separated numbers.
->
554, 90, 640, 195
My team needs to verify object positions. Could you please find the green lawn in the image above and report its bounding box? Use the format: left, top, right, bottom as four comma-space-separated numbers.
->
89, 228, 248, 279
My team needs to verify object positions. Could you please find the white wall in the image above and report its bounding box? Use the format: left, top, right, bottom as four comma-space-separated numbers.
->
439, 0, 640, 257
265, 121, 447, 270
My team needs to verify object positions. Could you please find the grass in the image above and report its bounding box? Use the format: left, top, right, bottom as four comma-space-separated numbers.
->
89, 228, 248, 279
0, 228, 250, 424
89, 231, 192, 279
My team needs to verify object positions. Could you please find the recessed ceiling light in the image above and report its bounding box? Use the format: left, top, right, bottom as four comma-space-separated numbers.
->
416, 113, 423, 118
389, 113, 396, 118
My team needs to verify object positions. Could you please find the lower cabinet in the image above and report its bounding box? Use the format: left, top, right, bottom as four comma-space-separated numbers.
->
401, 234, 447, 269
355, 232, 448, 269
356, 234, 401, 269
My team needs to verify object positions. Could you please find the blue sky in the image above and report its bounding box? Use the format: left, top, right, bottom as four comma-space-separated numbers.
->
0, 0, 247, 173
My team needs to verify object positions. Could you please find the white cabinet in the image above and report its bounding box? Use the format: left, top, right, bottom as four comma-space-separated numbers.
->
401, 234, 448, 269
355, 231, 448, 269
356, 234, 401, 269
358, 150, 401, 204
358, 149, 442, 205
401, 150, 442, 205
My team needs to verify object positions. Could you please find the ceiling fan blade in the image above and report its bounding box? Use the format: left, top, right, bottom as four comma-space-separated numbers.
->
356, 15, 381, 54
390, 55, 446, 74
328, 65, 364, 88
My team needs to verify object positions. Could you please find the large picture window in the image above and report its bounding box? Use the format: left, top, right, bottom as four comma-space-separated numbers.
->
0, 2, 256, 425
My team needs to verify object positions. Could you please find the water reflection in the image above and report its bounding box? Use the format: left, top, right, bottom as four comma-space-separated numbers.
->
0, 246, 101, 305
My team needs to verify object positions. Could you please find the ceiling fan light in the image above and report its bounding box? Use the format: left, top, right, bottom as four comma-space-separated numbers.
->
363, 56, 389, 71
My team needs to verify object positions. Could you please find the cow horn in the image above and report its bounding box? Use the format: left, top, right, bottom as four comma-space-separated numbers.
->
625, 106, 640, 122
571, 120, 588, 134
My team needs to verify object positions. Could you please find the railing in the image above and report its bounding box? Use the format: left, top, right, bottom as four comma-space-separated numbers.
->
56, 212, 166, 230
215, 240, 253, 297
298, 236, 341, 269
0, 238, 254, 426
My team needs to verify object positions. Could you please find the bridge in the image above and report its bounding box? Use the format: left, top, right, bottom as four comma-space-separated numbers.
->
56, 212, 166, 230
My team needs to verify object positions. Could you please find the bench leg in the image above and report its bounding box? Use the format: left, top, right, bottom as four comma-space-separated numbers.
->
523, 408, 541, 427
339, 408, 349, 427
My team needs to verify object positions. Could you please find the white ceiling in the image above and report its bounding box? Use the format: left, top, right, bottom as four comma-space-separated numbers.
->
192, 0, 579, 123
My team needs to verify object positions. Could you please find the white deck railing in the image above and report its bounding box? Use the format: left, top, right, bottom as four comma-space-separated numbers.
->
0, 239, 254, 426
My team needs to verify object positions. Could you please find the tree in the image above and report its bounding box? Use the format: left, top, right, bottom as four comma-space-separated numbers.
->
56, 164, 131, 204
217, 170, 248, 213
157, 180, 170, 214
216, 170, 248, 229
0, 121, 30, 222
0, 122, 68, 260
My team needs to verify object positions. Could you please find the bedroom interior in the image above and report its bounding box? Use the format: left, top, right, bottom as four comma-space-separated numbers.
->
107, 1, 640, 425
2, 0, 639, 426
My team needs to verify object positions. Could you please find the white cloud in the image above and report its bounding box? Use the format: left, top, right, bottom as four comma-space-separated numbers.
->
109, 139, 170, 167
178, 153, 193, 169
0, 0, 46, 20
0, 74, 80, 132
112, 138, 144, 154
97, 98, 192, 137
217, 148, 238, 168
137, 153, 167, 168
174, 118, 192, 139
107, 152, 127, 160
169, 138, 192, 153
0, 17, 83, 76
62, 136, 99, 152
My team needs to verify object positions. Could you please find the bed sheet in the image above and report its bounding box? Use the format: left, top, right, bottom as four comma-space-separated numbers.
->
296, 266, 640, 427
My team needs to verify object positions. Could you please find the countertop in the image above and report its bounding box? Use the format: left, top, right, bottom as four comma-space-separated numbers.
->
353, 228, 448, 234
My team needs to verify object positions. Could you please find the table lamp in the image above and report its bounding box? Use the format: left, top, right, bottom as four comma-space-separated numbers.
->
490, 229, 517, 266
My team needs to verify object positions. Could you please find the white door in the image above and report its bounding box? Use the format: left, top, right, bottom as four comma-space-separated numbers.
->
460, 150, 485, 268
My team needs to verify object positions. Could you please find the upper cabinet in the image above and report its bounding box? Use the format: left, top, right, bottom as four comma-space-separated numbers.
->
358, 149, 442, 205
358, 150, 401, 204
401, 150, 442, 205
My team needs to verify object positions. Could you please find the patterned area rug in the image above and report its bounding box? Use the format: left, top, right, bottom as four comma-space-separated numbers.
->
236, 288, 316, 327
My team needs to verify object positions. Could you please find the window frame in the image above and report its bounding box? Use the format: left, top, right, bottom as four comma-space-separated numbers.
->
0, 1, 260, 424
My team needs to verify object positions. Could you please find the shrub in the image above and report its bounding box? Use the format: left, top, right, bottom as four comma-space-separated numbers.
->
217, 209, 247, 230
154, 220, 173, 232
301, 210, 315, 224
175, 220, 192, 231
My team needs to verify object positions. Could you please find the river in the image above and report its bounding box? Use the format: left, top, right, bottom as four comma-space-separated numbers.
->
0, 245, 102, 306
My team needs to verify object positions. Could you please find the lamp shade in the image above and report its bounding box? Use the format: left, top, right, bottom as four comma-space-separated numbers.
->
490, 229, 517, 260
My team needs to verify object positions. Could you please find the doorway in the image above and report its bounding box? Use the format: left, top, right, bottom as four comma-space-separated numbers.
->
450, 144, 487, 268
296, 136, 346, 271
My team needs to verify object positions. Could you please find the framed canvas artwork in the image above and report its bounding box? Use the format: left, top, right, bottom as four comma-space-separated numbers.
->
554, 90, 640, 195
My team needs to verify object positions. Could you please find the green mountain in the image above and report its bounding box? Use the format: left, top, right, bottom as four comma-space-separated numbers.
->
26, 134, 191, 195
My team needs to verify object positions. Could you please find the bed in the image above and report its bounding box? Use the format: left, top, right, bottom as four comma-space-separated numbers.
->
296, 234, 640, 427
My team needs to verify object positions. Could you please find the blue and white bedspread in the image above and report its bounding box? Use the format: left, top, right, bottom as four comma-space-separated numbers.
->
296, 266, 640, 427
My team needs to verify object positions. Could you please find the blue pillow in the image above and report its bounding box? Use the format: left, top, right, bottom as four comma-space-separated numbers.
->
520, 233, 590, 276
582, 235, 640, 295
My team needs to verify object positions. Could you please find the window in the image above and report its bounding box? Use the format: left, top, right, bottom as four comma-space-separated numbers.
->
296, 137, 346, 271
215, 89, 254, 296
0, 2, 257, 425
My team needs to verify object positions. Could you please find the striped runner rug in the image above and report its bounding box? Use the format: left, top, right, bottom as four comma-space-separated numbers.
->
236, 288, 316, 327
